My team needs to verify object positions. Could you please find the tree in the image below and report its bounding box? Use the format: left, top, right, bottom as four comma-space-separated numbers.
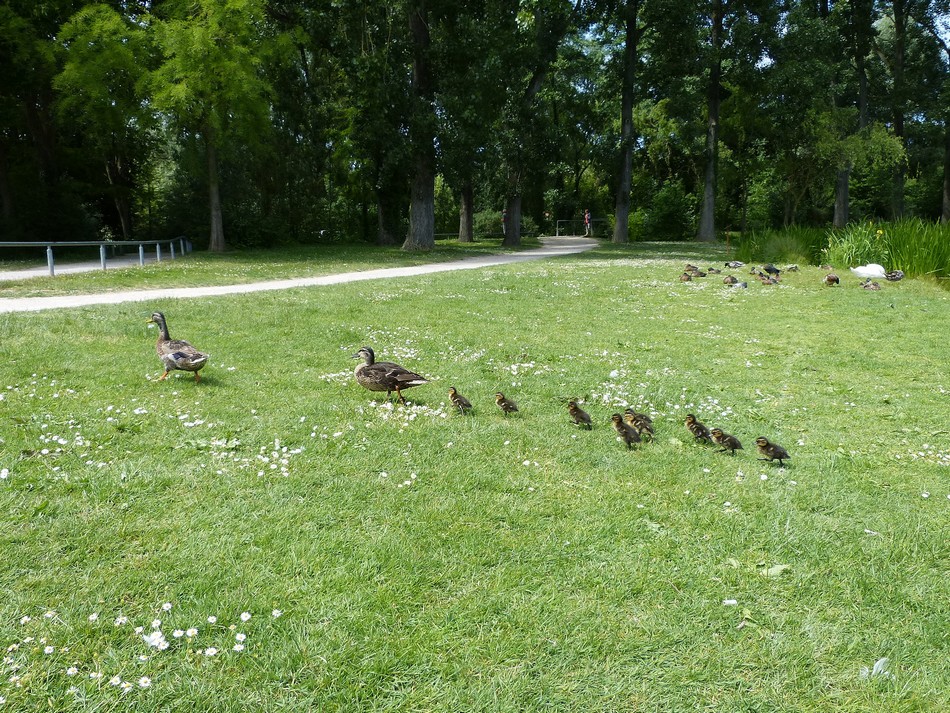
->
150, 0, 276, 252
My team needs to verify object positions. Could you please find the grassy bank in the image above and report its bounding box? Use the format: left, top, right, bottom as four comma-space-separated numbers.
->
0, 244, 948, 711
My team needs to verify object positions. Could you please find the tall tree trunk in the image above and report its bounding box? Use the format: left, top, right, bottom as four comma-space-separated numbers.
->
403, 1, 436, 251
375, 187, 398, 246
105, 158, 133, 240
458, 181, 474, 242
891, 0, 906, 219
943, 118, 950, 223
613, 0, 639, 244
206, 136, 227, 253
833, 169, 850, 227
697, 0, 722, 242
0, 139, 14, 229
504, 190, 522, 247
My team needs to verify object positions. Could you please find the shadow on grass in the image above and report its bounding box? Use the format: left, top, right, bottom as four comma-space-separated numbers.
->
553, 239, 735, 264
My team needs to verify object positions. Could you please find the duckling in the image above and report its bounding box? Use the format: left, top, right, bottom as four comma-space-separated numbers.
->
353, 346, 428, 404
862, 278, 881, 291
623, 409, 654, 440
568, 400, 593, 430
611, 413, 641, 449
146, 312, 209, 382
679, 272, 693, 282
725, 261, 745, 268
684, 414, 712, 443
823, 273, 840, 286
710, 428, 743, 455
850, 263, 886, 280
495, 392, 519, 416
885, 269, 904, 282
723, 275, 738, 285
448, 387, 473, 414
755, 437, 790, 466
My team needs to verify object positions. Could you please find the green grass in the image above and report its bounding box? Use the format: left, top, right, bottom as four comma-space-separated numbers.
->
1, 243, 948, 711
0, 237, 538, 299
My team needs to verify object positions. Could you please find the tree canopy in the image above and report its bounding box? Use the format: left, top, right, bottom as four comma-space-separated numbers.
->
1, 0, 948, 250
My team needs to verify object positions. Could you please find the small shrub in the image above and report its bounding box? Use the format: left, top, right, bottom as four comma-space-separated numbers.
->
643, 181, 695, 241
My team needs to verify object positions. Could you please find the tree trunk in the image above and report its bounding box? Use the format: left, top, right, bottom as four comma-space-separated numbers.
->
891, 0, 906, 220
503, 192, 522, 247
613, 0, 639, 244
833, 168, 850, 227
403, 1, 436, 251
0, 139, 14, 229
943, 118, 950, 223
105, 157, 133, 240
697, 0, 722, 242
458, 182, 474, 242
206, 136, 227, 252
375, 187, 398, 246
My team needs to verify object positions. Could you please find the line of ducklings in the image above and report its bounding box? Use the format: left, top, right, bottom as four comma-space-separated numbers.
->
144, 324, 792, 468
352, 344, 791, 466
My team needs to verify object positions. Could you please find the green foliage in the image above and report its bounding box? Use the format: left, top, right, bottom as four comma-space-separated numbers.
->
827, 219, 950, 279
643, 180, 695, 241
736, 227, 828, 265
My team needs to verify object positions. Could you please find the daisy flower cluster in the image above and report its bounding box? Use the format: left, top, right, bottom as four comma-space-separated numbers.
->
900, 443, 950, 467
2, 603, 286, 705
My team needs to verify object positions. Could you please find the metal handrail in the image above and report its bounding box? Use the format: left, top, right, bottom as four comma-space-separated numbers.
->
0, 237, 190, 277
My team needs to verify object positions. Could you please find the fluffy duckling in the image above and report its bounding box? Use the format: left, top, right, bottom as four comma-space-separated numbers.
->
567, 400, 593, 429
679, 272, 693, 282
885, 269, 904, 282
684, 414, 712, 443
448, 387, 473, 414
823, 273, 840, 286
623, 409, 654, 440
710, 428, 743, 455
147, 312, 209, 382
725, 261, 745, 268
495, 392, 519, 416
723, 275, 738, 285
353, 346, 428, 404
611, 413, 641, 449
755, 437, 790, 466
862, 279, 881, 291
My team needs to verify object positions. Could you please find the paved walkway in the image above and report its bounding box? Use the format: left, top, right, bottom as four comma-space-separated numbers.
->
0, 252, 166, 282
0, 236, 597, 314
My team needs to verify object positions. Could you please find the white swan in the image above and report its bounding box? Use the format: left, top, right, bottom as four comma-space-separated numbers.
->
850, 263, 887, 279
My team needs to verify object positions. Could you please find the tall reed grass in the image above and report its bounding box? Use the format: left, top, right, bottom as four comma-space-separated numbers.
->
737, 220, 950, 285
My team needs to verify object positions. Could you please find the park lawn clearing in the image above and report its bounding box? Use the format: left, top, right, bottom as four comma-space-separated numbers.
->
0, 242, 948, 711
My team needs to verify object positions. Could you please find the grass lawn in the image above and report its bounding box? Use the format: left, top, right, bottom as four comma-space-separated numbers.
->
0, 242, 948, 711
0, 238, 537, 299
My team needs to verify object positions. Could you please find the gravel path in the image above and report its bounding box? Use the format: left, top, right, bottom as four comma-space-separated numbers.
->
0, 236, 597, 314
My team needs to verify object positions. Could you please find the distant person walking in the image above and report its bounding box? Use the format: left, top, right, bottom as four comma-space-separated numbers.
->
584, 209, 591, 236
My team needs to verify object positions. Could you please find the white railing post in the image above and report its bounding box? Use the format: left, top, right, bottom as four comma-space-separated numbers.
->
47, 246, 55, 276
139, 244, 145, 265
180, 237, 186, 254
100, 245, 107, 270
170, 241, 176, 259
156, 243, 162, 262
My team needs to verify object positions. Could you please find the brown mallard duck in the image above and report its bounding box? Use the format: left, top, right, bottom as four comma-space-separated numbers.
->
495, 392, 519, 416
353, 347, 428, 404
755, 437, 790, 466
568, 400, 592, 430
823, 273, 840, 286
448, 387, 473, 414
684, 414, 712, 443
146, 312, 209, 382
710, 428, 743, 455
611, 413, 641, 449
